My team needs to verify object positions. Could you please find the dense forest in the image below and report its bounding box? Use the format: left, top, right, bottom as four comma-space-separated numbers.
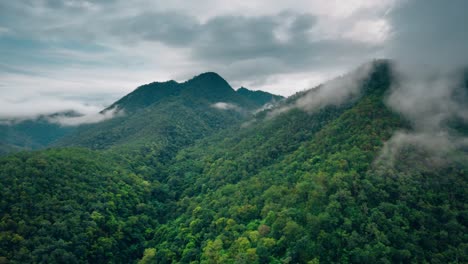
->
0, 61, 467, 263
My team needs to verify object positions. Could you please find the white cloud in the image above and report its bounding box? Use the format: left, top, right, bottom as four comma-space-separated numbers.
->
375, 62, 468, 168
0, 96, 104, 120
211, 102, 241, 111
0, 95, 123, 126
268, 61, 374, 117
46, 107, 123, 126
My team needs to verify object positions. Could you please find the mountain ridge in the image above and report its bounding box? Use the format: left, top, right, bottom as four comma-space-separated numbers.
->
0, 72, 283, 154
0, 61, 466, 263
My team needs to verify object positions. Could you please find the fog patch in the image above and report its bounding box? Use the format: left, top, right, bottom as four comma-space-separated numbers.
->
0, 97, 104, 121
253, 102, 277, 114
211, 102, 242, 112
268, 61, 375, 118
0, 96, 123, 126
375, 65, 468, 168
46, 108, 123, 126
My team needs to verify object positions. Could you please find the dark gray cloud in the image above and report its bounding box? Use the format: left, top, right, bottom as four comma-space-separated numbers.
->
112, 11, 201, 45
107, 11, 377, 85
387, 0, 468, 69
109, 10, 376, 65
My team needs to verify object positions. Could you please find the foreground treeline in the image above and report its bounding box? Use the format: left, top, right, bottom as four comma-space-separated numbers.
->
0, 63, 467, 263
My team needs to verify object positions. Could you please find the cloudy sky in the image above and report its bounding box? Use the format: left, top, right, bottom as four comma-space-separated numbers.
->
0, 0, 467, 120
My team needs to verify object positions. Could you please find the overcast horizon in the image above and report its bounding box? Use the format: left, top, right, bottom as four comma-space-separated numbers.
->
1, 0, 467, 120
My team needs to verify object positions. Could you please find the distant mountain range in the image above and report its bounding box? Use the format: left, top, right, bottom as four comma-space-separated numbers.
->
0, 72, 283, 154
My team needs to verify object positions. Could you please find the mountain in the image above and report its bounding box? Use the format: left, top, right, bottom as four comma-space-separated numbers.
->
0, 73, 282, 155
55, 72, 282, 154
0, 61, 466, 263
108, 72, 277, 113
106, 80, 182, 113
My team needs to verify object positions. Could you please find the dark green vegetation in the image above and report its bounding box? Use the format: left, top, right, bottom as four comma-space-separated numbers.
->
0, 148, 167, 263
0, 63, 467, 263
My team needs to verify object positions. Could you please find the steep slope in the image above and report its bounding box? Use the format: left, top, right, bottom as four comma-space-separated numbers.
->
138, 61, 466, 263
107, 80, 182, 113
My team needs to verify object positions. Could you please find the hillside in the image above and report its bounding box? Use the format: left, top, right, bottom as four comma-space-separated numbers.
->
0, 62, 466, 263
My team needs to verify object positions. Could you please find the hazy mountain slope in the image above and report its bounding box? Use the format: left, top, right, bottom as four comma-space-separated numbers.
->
0, 73, 281, 156
0, 142, 23, 155
0, 118, 74, 154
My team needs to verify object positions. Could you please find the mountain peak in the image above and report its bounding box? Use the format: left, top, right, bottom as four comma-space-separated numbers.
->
186, 72, 229, 86
108, 80, 181, 112
193, 71, 223, 79
182, 72, 236, 100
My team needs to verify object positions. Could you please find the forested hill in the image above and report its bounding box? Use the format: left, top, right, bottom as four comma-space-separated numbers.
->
106, 72, 271, 113
54, 72, 283, 156
0, 61, 467, 263
0, 73, 283, 155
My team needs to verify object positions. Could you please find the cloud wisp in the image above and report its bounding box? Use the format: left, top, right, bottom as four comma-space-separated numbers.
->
376, 65, 468, 168
267, 61, 375, 117
211, 102, 242, 112
45, 107, 123, 126
0, 96, 123, 126
369, 0, 468, 168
